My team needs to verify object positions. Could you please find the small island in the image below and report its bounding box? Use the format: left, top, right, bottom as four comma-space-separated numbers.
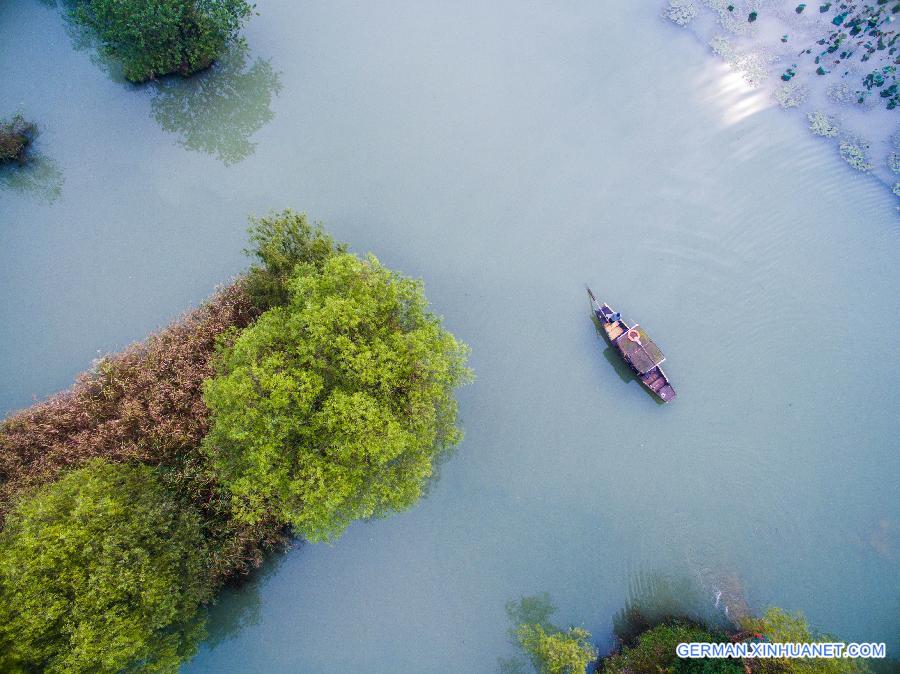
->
0, 211, 471, 673
0, 115, 37, 165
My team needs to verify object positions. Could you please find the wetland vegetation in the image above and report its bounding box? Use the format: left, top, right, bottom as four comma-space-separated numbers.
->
502, 594, 871, 674
70, 0, 254, 82
0, 211, 471, 672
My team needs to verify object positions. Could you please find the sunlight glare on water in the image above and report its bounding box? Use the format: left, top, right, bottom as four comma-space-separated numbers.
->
704, 63, 773, 126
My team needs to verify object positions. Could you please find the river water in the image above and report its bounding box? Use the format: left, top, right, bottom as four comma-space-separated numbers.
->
1, 1, 898, 672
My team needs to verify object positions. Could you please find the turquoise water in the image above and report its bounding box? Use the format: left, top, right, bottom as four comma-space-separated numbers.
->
2, 2, 898, 672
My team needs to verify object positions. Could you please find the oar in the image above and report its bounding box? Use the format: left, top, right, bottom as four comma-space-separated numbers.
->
586, 285, 602, 312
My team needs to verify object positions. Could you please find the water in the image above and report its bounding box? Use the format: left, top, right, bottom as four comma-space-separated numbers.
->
2, 1, 898, 672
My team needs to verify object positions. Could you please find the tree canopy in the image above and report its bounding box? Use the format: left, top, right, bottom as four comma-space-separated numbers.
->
203, 251, 471, 542
741, 608, 869, 674
503, 594, 597, 674
601, 622, 743, 674
73, 0, 253, 82
243, 209, 345, 310
517, 624, 597, 674
0, 460, 210, 674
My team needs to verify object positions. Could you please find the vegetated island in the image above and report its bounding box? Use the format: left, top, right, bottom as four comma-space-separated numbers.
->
503, 593, 873, 674
0, 210, 472, 673
0, 115, 37, 165
67, 0, 255, 82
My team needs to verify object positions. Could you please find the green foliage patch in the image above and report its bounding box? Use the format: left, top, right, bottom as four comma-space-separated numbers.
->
503, 594, 598, 674
203, 248, 472, 541
741, 608, 869, 674
602, 622, 742, 674
243, 209, 346, 310
517, 624, 597, 674
72, 0, 254, 82
0, 460, 210, 673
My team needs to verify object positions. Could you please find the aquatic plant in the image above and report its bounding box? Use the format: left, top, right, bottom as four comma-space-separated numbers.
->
740, 607, 870, 673
72, 0, 254, 82
242, 210, 345, 310
202, 251, 472, 542
827, 81, 859, 105
667, 0, 900, 203
839, 138, 872, 172
889, 152, 900, 174
0, 461, 210, 674
775, 79, 808, 107
893, 182, 900, 197
709, 37, 769, 87
807, 110, 839, 137
704, 0, 761, 35
797, 2, 899, 111
0, 115, 36, 164
666, 0, 699, 26
516, 624, 596, 674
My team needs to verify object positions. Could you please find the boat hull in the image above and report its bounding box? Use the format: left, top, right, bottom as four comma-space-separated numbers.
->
590, 294, 676, 403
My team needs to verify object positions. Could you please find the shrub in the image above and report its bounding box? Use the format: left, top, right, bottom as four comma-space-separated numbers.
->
740, 608, 869, 674
0, 460, 209, 673
774, 81, 807, 108
666, 0, 698, 26
839, 140, 872, 172
503, 595, 597, 674
602, 622, 743, 674
203, 252, 472, 541
808, 111, 839, 138
517, 624, 597, 674
243, 209, 345, 310
73, 0, 254, 82
0, 115, 36, 164
0, 282, 283, 584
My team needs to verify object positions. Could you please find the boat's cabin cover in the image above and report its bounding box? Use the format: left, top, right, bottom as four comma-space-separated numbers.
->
615, 325, 665, 374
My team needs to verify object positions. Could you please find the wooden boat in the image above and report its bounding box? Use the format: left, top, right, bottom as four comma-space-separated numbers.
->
587, 287, 676, 403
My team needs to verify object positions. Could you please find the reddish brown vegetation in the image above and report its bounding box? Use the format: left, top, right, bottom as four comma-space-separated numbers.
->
0, 280, 286, 584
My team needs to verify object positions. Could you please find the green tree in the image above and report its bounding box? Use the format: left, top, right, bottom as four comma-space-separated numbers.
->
502, 594, 597, 674
73, 0, 254, 82
602, 622, 743, 674
203, 252, 471, 541
742, 608, 869, 674
243, 209, 345, 310
517, 623, 597, 674
0, 460, 210, 673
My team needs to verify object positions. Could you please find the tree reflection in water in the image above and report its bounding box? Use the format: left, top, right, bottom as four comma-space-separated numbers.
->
196, 545, 290, 653
150, 44, 282, 165
0, 154, 65, 204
